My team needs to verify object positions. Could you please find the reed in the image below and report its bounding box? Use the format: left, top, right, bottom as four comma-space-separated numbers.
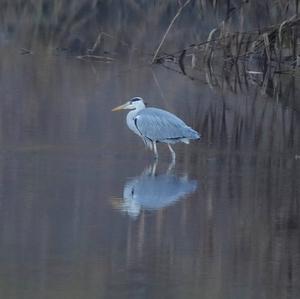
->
1, 0, 299, 106
2, 0, 298, 57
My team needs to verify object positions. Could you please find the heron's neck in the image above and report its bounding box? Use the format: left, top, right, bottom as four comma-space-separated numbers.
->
135, 101, 146, 112
126, 106, 145, 129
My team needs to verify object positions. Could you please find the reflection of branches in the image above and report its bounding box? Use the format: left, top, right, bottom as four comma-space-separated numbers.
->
160, 52, 300, 115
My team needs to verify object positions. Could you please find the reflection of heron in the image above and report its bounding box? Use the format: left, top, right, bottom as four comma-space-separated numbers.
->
112, 97, 200, 160
113, 162, 198, 218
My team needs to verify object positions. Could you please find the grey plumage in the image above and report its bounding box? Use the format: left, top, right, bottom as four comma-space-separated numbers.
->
134, 108, 200, 143
112, 97, 201, 159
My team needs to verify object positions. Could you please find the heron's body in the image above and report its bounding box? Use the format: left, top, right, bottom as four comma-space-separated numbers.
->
112, 97, 200, 160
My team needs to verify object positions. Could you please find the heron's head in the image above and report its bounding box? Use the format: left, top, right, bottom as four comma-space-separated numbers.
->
112, 97, 146, 111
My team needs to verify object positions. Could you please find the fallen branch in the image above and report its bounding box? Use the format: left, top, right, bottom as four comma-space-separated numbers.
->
76, 55, 115, 62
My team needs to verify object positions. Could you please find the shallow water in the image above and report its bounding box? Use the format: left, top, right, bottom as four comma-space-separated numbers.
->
0, 48, 299, 299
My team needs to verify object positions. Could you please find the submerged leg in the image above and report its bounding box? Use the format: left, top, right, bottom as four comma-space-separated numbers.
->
144, 160, 158, 176
167, 144, 176, 161
153, 142, 158, 160
167, 159, 176, 174
150, 160, 158, 176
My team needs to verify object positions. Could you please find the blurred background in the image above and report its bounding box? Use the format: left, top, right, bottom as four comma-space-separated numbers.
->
0, 1, 299, 299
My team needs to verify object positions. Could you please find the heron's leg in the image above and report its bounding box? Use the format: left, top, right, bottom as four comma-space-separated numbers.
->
151, 160, 158, 176
167, 159, 176, 174
153, 142, 158, 159
144, 160, 158, 176
167, 144, 176, 161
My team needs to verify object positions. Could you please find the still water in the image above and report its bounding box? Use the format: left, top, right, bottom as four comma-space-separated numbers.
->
0, 49, 299, 299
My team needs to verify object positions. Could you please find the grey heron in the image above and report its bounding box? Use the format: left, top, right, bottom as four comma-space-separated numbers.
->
112, 97, 200, 160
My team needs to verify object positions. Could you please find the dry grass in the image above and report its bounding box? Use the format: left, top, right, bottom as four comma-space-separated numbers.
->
2, 0, 297, 57
1, 0, 300, 106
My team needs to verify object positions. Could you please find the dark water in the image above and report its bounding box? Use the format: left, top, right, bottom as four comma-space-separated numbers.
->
0, 47, 299, 299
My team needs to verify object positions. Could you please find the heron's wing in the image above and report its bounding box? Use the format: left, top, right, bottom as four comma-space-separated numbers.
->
134, 108, 189, 141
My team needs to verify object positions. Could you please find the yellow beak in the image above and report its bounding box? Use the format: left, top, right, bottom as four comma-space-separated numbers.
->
112, 102, 129, 111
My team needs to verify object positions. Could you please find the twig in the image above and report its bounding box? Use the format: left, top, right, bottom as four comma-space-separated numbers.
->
76, 55, 115, 62
88, 31, 103, 53
20, 48, 33, 55
150, 69, 168, 103
152, 0, 191, 63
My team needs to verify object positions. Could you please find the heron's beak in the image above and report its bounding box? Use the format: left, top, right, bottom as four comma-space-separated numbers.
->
110, 197, 123, 209
112, 102, 130, 111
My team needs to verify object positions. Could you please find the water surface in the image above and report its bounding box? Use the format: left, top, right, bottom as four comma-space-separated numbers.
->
0, 48, 299, 299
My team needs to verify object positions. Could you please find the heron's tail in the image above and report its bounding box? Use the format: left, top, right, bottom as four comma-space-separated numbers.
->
186, 127, 201, 140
